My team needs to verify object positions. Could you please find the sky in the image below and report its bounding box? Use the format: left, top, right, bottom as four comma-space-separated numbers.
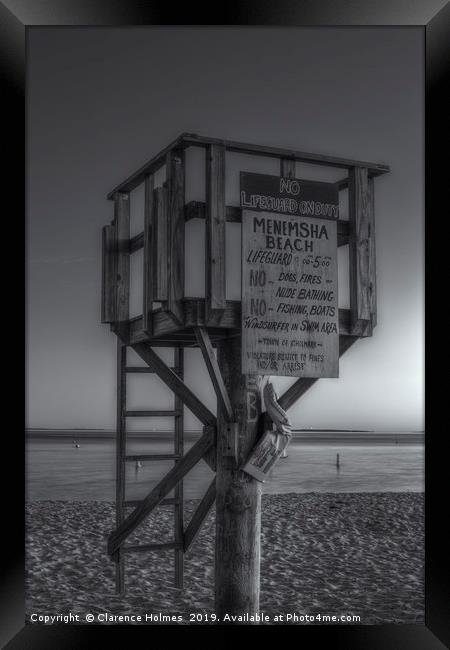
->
26, 27, 424, 432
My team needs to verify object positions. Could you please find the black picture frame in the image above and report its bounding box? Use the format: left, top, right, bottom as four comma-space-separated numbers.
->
3, 1, 448, 647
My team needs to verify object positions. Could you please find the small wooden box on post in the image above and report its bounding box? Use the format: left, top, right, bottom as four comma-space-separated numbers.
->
101, 133, 389, 614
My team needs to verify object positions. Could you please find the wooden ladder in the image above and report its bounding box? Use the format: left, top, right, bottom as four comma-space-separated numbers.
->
115, 342, 185, 593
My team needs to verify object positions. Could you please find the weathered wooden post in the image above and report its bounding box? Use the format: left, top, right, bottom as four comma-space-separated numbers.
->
216, 337, 263, 620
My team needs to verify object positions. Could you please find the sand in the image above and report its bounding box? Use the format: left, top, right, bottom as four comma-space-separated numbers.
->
26, 493, 424, 625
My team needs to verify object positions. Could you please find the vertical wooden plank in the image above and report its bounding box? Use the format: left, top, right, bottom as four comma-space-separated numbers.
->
113, 192, 130, 341
143, 175, 154, 334
280, 158, 296, 179
101, 224, 116, 323
205, 143, 226, 323
349, 167, 376, 336
115, 341, 127, 594
113, 191, 130, 593
368, 176, 377, 328
215, 337, 262, 619
166, 149, 185, 325
174, 347, 184, 588
153, 186, 169, 303
194, 326, 233, 422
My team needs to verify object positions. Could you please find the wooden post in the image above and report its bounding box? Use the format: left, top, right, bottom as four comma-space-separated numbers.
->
112, 191, 130, 342
280, 157, 296, 179
153, 185, 169, 303
143, 174, 154, 335
205, 143, 226, 323
174, 347, 184, 588
165, 149, 185, 325
101, 224, 116, 324
112, 190, 129, 591
349, 167, 376, 336
215, 336, 262, 620
115, 341, 127, 594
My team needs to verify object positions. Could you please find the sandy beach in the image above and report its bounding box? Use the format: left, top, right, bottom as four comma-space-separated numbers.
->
26, 493, 424, 625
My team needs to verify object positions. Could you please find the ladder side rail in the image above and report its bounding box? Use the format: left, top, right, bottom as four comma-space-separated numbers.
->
115, 342, 127, 594
174, 347, 184, 588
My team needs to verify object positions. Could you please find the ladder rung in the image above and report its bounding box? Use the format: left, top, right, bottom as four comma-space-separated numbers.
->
125, 366, 181, 373
123, 542, 181, 553
123, 498, 178, 508
125, 454, 181, 461
125, 410, 181, 417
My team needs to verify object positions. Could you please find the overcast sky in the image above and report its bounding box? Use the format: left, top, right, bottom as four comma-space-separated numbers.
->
27, 27, 424, 432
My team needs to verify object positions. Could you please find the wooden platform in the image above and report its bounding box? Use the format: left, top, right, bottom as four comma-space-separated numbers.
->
126, 299, 353, 347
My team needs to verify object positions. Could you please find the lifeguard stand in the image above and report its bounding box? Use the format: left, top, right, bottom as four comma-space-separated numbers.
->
101, 133, 389, 615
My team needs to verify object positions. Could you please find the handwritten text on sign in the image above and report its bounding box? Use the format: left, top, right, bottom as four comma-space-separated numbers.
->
240, 171, 339, 220
241, 209, 339, 377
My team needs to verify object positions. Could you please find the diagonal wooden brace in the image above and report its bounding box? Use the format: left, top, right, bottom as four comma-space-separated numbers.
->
277, 335, 359, 413
108, 427, 215, 559
183, 477, 217, 553
194, 326, 234, 422
132, 342, 216, 470
132, 343, 216, 427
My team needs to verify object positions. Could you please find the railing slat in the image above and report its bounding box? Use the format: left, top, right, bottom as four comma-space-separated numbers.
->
143, 174, 154, 334
166, 149, 185, 325
349, 168, 376, 336
205, 143, 226, 321
153, 186, 169, 302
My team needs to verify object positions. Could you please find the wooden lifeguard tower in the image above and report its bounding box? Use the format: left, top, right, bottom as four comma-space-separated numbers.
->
101, 133, 389, 618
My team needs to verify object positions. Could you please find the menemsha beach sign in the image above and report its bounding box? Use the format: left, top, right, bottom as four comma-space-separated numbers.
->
241, 172, 339, 378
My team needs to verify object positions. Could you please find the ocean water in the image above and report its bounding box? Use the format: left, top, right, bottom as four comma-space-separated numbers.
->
26, 436, 424, 501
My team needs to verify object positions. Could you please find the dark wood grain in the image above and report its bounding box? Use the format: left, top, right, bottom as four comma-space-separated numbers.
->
280, 158, 296, 178
205, 143, 226, 321
185, 201, 241, 223
111, 192, 130, 342
166, 149, 185, 325
174, 347, 185, 588
349, 167, 376, 336
153, 186, 169, 303
111, 192, 130, 590
115, 342, 127, 593
215, 337, 262, 618
143, 174, 154, 334
101, 224, 116, 323
129, 232, 144, 253
125, 454, 181, 461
